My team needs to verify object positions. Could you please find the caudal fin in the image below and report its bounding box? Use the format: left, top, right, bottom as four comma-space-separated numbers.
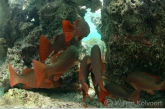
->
130, 89, 140, 104
62, 20, 75, 42
32, 59, 47, 87
99, 81, 107, 92
82, 82, 91, 101
8, 64, 20, 87
39, 35, 53, 63
98, 85, 108, 106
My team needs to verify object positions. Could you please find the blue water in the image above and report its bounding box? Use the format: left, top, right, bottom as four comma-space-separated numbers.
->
82, 9, 101, 41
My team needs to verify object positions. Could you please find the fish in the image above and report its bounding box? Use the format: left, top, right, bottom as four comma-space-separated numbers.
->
144, 96, 165, 108
89, 45, 108, 105
8, 64, 62, 89
104, 82, 140, 104
39, 33, 77, 63
91, 72, 108, 106
33, 45, 79, 87
90, 45, 106, 90
123, 71, 165, 95
79, 55, 92, 101
62, 19, 90, 42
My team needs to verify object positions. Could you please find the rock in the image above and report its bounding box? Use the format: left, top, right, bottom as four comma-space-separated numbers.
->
0, 38, 7, 65
101, 0, 165, 100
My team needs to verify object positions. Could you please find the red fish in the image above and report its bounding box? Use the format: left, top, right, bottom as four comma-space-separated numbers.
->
62, 19, 90, 42
90, 73, 108, 106
123, 71, 165, 95
104, 82, 140, 104
90, 45, 106, 91
33, 45, 79, 87
79, 55, 92, 101
39, 33, 77, 63
8, 64, 61, 89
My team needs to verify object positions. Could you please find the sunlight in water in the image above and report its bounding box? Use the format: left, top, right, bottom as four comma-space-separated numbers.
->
83, 8, 101, 41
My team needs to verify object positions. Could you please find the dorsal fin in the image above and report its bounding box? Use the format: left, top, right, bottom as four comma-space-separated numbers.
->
62, 20, 75, 42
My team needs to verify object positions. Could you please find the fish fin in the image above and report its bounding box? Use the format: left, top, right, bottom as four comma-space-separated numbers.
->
83, 83, 92, 101
142, 72, 160, 82
146, 90, 155, 95
74, 20, 80, 26
130, 89, 140, 104
62, 20, 75, 42
131, 82, 142, 89
50, 51, 63, 63
159, 80, 165, 90
54, 74, 63, 81
39, 35, 53, 63
98, 86, 108, 106
21, 68, 34, 76
8, 64, 20, 87
32, 59, 47, 87
87, 57, 91, 64
22, 85, 32, 89
99, 81, 107, 92
101, 61, 105, 74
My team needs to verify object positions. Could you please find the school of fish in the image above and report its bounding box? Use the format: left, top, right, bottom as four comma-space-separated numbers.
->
7, 19, 165, 107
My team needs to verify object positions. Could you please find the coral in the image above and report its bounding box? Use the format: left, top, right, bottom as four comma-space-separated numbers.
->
90, 0, 102, 12
38, 0, 80, 38
101, 0, 165, 100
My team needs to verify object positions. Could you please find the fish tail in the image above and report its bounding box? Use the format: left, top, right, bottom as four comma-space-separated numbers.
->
159, 80, 165, 90
32, 59, 47, 88
82, 82, 91, 101
99, 81, 107, 92
39, 35, 53, 63
62, 20, 75, 42
130, 89, 140, 104
98, 85, 108, 106
8, 64, 20, 87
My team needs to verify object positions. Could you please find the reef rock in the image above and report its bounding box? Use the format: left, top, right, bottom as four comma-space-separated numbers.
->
101, 0, 165, 100
0, 38, 7, 65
